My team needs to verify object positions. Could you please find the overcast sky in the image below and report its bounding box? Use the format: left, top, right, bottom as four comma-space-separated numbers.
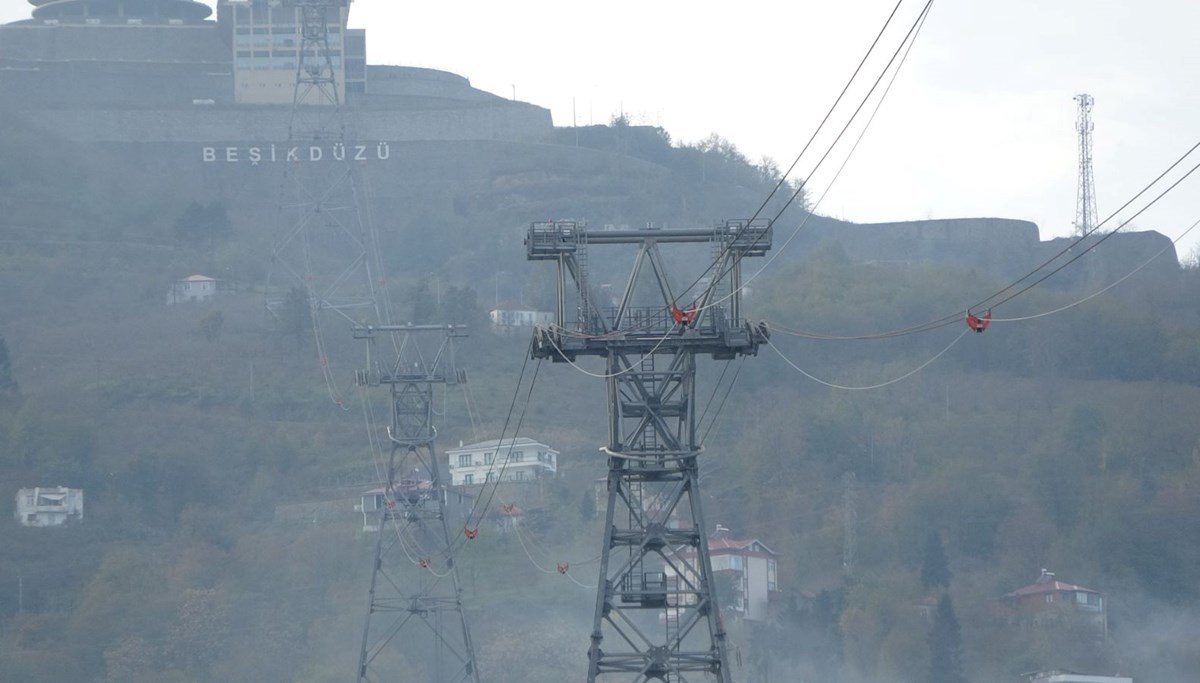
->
6, 0, 1199, 258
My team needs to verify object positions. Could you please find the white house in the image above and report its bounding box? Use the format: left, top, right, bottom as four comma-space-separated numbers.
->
356, 479, 474, 533
1027, 672, 1132, 683
167, 274, 218, 304
665, 533, 781, 622
446, 437, 558, 486
15, 486, 83, 527
488, 308, 554, 335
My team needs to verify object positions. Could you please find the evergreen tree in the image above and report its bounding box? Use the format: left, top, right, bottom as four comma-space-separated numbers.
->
0, 336, 17, 394
921, 530, 952, 591
928, 593, 967, 683
280, 286, 312, 349
410, 279, 435, 323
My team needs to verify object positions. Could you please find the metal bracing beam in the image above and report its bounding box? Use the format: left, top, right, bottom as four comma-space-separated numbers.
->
527, 220, 771, 682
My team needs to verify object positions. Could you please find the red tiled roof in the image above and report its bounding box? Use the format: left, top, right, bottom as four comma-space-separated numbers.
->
708, 537, 778, 555
1004, 577, 1098, 598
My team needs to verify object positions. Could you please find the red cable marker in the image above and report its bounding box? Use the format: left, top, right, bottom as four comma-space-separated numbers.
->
965, 309, 992, 333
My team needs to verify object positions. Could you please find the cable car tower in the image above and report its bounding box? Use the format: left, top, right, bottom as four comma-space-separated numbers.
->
266, 0, 387, 377
1073, 93, 1098, 237
353, 323, 480, 683
527, 220, 772, 682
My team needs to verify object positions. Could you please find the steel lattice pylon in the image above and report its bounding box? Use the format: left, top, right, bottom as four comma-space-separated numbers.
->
266, 0, 387, 347
353, 323, 480, 683
527, 220, 772, 682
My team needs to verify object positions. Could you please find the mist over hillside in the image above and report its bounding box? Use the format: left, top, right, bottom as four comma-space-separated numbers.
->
2, 98, 1200, 683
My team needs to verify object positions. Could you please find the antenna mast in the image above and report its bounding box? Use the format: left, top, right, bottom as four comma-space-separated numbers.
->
1073, 93, 1098, 237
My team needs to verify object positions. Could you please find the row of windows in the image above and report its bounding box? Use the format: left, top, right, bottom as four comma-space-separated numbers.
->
236, 48, 342, 59
461, 471, 531, 485
456, 450, 558, 468
236, 36, 343, 51
235, 57, 344, 70
232, 4, 345, 29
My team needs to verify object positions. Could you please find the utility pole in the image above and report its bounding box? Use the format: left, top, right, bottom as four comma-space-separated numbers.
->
353, 323, 479, 683
527, 219, 772, 682
1074, 93, 1098, 237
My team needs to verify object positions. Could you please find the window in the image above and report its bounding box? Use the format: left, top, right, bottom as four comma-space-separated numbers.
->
512, 451, 524, 463
1045, 594, 1055, 603
458, 454, 471, 467
486, 472, 496, 482
515, 471, 526, 481
484, 452, 494, 465
767, 559, 778, 592
463, 474, 473, 485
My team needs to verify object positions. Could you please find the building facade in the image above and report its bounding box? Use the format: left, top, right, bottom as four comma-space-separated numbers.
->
664, 534, 781, 622
224, 0, 365, 105
488, 308, 554, 335
167, 274, 217, 303
1002, 569, 1107, 639
446, 437, 558, 486
15, 486, 84, 527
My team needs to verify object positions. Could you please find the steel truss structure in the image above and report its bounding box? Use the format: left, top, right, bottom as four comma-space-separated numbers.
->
266, 0, 384, 331
353, 323, 480, 683
527, 220, 772, 682
1074, 93, 1098, 237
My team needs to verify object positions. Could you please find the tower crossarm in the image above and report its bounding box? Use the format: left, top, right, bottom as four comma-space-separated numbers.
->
526, 220, 772, 361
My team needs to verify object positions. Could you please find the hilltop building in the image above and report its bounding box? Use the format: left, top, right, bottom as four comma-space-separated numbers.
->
0, 0, 552, 141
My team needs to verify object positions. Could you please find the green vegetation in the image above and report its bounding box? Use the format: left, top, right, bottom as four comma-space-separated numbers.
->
1, 110, 1199, 682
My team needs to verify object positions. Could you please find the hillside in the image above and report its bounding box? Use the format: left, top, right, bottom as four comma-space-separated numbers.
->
1, 110, 1200, 683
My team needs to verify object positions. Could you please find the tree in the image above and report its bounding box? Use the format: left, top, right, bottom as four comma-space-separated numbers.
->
280, 286, 312, 349
410, 279, 435, 323
0, 335, 17, 395
198, 310, 224, 343
173, 201, 232, 251
921, 530, 952, 591
928, 593, 967, 683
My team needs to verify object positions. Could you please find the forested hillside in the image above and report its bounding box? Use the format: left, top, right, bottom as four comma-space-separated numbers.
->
1, 110, 1199, 683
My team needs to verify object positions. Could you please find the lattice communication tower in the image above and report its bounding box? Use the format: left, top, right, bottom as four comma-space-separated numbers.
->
527, 220, 772, 682
1074, 93, 1098, 237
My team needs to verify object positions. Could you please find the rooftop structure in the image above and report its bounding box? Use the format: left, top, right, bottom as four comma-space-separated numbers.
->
23, 0, 212, 23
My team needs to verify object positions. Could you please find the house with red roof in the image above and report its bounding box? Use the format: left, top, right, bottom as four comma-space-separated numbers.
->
1001, 569, 1107, 639
167, 274, 217, 304
665, 530, 782, 622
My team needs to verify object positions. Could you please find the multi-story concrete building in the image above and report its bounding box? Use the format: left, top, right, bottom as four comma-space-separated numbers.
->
445, 437, 558, 487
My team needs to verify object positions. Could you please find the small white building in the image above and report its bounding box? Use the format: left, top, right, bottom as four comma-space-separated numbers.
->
356, 479, 475, 533
1027, 672, 1132, 683
167, 274, 218, 304
15, 486, 83, 527
446, 437, 558, 486
488, 308, 554, 335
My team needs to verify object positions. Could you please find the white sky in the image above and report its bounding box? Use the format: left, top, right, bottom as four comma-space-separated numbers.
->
6, 0, 1200, 258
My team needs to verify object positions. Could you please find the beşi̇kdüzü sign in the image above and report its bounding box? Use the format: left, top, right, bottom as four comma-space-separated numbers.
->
201, 142, 391, 165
